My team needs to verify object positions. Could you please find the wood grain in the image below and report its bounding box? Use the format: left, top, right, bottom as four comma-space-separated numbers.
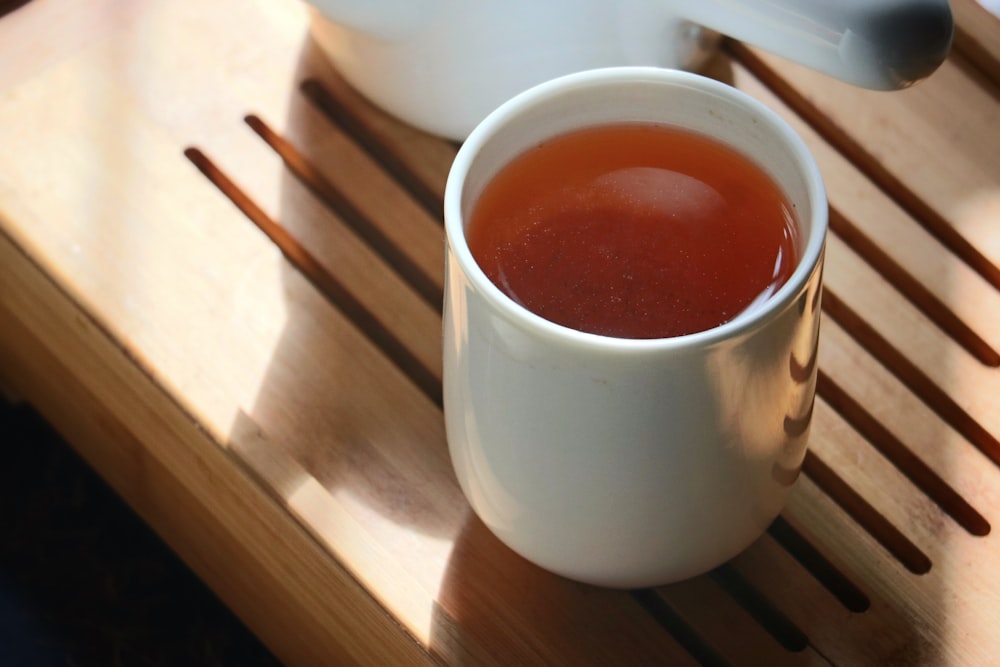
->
953, 0, 1000, 84
0, 231, 434, 666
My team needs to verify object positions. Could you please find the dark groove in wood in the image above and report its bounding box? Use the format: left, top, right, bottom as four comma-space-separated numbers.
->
244, 114, 442, 310
631, 589, 731, 667
727, 40, 1000, 292
802, 451, 932, 574
817, 371, 990, 536
708, 564, 809, 652
767, 516, 871, 613
822, 290, 1000, 468
952, 30, 1000, 98
828, 206, 999, 367
300, 78, 445, 223
184, 146, 443, 409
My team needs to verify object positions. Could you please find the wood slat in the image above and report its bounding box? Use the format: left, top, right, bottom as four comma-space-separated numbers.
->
784, 474, 999, 666
0, 0, 148, 92
953, 0, 1000, 83
818, 318, 1000, 513
810, 395, 994, 568
655, 573, 830, 666
730, 524, 931, 666
823, 232, 1000, 440
243, 110, 444, 303
0, 232, 435, 667
726, 62, 1000, 359
732, 42, 1000, 283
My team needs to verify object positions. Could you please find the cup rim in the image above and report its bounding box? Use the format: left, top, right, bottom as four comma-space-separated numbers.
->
444, 66, 827, 352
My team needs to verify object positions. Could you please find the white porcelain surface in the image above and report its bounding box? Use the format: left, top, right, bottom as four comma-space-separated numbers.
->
310, 0, 952, 139
442, 68, 827, 587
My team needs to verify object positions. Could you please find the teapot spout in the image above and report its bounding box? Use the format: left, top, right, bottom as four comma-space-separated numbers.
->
675, 0, 953, 89
838, 0, 954, 88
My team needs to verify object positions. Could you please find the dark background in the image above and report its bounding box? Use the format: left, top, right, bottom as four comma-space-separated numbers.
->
0, 397, 280, 666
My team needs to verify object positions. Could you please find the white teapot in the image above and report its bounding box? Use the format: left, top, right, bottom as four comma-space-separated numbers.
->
309, 0, 953, 139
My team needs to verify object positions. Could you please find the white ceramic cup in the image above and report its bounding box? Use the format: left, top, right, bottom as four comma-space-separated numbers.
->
443, 68, 827, 588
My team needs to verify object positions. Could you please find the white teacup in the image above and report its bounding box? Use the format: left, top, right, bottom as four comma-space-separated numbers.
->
442, 68, 827, 587
310, 0, 953, 139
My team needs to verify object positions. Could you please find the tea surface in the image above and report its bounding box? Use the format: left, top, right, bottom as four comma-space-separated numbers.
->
467, 123, 799, 339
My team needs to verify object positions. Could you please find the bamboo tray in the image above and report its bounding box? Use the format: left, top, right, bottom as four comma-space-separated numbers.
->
1, 0, 999, 664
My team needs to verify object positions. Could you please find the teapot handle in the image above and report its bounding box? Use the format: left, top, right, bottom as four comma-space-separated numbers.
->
674, 0, 953, 89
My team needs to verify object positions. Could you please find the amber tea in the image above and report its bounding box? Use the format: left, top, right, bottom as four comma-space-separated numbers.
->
467, 123, 799, 339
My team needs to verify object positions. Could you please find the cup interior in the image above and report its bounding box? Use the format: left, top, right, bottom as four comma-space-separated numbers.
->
445, 67, 826, 346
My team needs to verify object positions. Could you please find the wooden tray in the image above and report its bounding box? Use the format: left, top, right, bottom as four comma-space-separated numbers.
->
1, 0, 998, 663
